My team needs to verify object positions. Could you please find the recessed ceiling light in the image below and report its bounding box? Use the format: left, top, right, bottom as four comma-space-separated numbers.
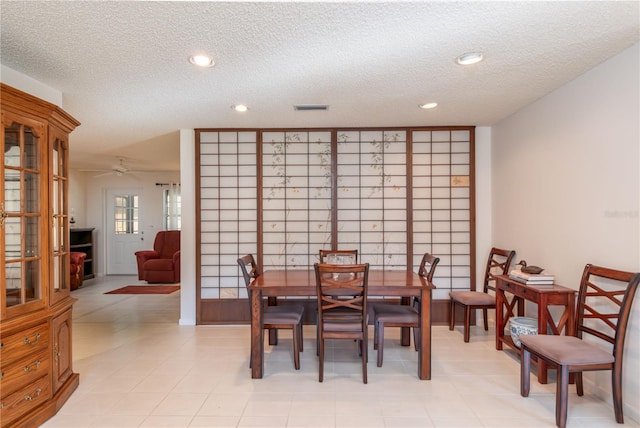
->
419, 102, 438, 109
232, 104, 248, 112
456, 52, 484, 65
189, 54, 214, 67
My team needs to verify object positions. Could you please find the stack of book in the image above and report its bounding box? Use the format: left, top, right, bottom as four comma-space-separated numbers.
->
509, 269, 555, 286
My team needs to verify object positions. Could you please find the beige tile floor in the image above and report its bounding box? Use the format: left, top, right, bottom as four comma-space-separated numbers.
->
41, 275, 638, 428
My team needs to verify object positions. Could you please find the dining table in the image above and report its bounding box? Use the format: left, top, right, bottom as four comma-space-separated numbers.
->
248, 268, 435, 380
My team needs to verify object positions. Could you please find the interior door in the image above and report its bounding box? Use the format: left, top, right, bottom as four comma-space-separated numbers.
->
105, 188, 147, 275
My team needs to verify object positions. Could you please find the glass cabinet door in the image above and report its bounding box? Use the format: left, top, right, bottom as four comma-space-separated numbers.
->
1, 114, 47, 318
50, 131, 70, 304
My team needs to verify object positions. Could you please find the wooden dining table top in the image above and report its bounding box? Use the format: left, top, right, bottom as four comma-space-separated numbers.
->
249, 268, 435, 297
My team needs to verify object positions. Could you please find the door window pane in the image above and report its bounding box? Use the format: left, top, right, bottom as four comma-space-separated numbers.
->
114, 194, 139, 234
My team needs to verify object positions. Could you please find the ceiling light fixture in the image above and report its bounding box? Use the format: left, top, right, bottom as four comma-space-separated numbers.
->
456, 52, 484, 65
189, 54, 214, 67
232, 104, 248, 112
419, 102, 438, 109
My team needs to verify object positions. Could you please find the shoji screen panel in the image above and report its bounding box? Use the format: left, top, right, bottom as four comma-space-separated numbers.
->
411, 129, 473, 300
336, 130, 407, 268
261, 131, 332, 269
199, 131, 258, 299
196, 126, 475, 323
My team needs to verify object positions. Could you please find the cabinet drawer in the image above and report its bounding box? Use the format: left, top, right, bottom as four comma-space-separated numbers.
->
501, 281, 517, 293
0, 376, 51, 426
500, 282, 527, 298
1, 350, 50, 398
0, 324, 49, 364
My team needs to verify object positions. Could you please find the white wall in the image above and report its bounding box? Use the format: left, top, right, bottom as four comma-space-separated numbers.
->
491, 43, 639, 421
68, 170, 87, 227
1, 64, 63, 106
475, 127, 493, 286
179, 129, 196, 325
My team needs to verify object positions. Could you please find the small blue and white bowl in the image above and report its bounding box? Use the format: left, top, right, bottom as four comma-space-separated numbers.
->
509, 317, 538, 348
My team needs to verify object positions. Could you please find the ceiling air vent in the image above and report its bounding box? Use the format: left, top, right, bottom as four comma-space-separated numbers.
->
294, 104, 329, 111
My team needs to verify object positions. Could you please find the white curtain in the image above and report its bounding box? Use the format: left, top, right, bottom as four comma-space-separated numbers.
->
167, 182, 181, 230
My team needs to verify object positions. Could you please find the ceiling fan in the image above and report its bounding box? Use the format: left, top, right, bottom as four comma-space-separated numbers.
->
82, 158, 139, 178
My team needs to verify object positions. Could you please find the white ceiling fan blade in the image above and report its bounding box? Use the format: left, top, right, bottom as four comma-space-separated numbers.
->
91, 171, 116, 178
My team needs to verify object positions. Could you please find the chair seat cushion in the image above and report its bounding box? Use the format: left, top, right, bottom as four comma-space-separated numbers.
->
519, 335, 615, 366
144, 258, 175, 271
449, 291, 494, 306
372, 303, 418, 323
324, 308, 361, 319
266, 304, 304, 315
264, 307, 303, 324
323, 318, 364, 333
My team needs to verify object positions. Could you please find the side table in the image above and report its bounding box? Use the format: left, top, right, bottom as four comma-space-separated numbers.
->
495, 274, 576, 383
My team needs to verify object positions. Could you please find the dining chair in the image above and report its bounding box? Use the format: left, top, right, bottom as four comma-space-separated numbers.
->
519, 264, 639, 428
319, 249, 358, 264
449, 247, 516, 342
314, 262, 370, 383
372, 253, 440, 367
317, 249, 359, 352
237, 254, 304, 370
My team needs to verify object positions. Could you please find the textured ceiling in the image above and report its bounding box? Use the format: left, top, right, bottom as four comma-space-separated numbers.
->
1, 1, 638, 172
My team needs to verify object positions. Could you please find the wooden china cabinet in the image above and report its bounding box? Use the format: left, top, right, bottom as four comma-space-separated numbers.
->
0, 83, 80, 427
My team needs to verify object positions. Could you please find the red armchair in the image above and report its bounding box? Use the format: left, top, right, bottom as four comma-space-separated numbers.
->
135, 230, 180, 283
70, 252, 86, 290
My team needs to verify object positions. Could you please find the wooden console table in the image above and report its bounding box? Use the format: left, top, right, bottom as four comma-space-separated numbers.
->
495, 274, 576, 384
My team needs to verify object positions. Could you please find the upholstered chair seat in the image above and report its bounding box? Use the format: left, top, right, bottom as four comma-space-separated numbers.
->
519, 335, 614, 366
448, 291, 495, 306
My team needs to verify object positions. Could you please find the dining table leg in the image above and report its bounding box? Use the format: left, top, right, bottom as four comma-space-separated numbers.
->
267, 296, 278, 345
400, 297, 411, 346
250, 288, 264, 379
418, 287, 432, 380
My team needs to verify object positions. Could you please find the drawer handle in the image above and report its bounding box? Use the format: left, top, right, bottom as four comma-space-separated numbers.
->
23, 333, 41, 345
24, 387, 42, 401
23, 360, 41, 373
